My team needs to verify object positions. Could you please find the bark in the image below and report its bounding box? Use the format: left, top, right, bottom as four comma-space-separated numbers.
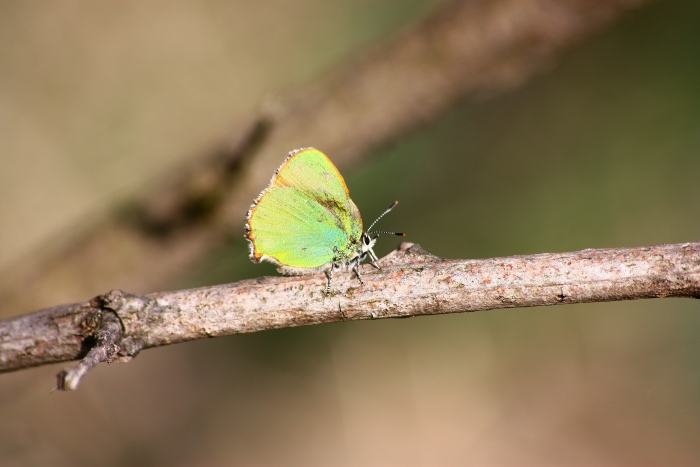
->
0, 0, 653, 317
1, 241, 698, 390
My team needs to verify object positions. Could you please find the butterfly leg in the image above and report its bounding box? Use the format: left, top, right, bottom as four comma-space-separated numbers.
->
324, 269, 333, 295
353, 264, 364, 286
368, 248, 381, 270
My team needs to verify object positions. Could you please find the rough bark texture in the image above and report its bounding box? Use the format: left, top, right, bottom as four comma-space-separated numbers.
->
0, 0, 652, 317
1, 241, 698, 390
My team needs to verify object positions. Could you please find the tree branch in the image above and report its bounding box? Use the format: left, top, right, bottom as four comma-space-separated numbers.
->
0, 0, 653, 317
1, 241, 698, 390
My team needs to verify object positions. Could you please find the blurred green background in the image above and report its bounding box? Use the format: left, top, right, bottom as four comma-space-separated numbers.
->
2, 0, 700, 465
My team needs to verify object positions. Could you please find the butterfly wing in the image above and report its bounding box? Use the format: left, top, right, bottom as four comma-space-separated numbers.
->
273, 148, 362, 237
246, 148, 363, 271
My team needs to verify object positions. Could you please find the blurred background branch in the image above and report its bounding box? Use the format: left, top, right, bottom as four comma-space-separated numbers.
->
0, 0, 651, 318
2, 241, 698, 390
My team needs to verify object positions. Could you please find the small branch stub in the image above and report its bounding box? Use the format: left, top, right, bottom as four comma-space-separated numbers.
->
56, 312, 122, 390
52, 290, 148, 391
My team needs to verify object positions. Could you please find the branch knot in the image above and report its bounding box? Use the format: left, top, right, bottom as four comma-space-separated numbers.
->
56, 289, 148, 390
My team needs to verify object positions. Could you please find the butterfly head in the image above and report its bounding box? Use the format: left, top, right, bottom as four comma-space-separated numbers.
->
360, 231, 379, 262
359, 201, 405, 266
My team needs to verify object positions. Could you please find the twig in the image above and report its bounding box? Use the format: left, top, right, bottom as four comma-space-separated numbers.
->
0, 0, 653, 317
55, 311, 122, 391
1, 241, 698, 390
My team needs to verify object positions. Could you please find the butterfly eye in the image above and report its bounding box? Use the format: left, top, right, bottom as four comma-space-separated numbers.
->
362, 234, 370, 245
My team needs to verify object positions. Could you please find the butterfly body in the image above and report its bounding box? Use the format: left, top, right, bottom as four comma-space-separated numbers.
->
245, 148, 395, 293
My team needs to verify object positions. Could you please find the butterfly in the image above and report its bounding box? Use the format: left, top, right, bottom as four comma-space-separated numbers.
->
245, 148, 404, 293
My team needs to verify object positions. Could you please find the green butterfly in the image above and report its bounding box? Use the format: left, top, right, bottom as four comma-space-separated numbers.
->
245, 148, 403, 293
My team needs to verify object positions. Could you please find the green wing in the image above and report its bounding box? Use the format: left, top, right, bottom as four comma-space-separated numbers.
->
247, 148, 363, 270
274, 148, 362, 239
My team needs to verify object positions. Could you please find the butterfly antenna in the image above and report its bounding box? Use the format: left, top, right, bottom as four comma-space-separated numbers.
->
373, 231, 406, 237
367, 201, 400, 233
